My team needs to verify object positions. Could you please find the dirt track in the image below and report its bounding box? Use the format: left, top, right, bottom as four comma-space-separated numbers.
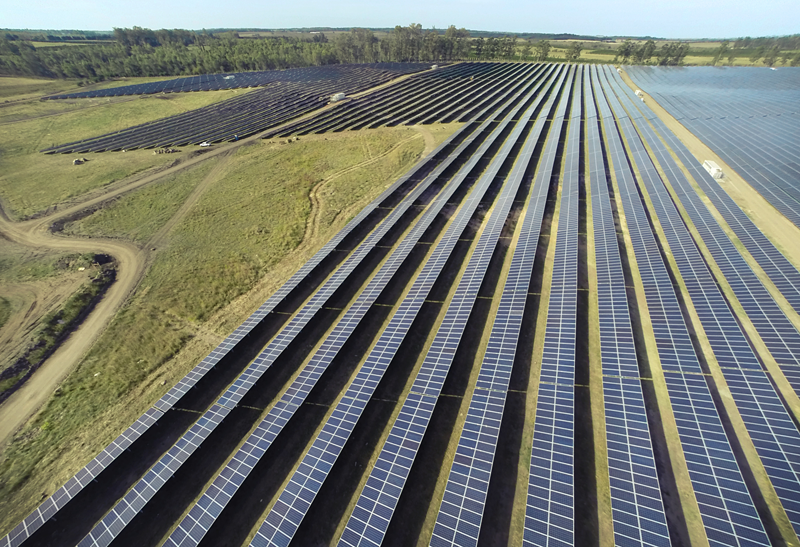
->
0, 134, 263, 447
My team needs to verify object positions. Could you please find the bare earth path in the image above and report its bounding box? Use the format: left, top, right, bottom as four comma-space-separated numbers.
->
0, 139, 253, 447
0, 276, 87, 372
0, 206, 145, 447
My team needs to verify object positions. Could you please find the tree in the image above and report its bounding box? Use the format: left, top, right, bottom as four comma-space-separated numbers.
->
520, 39, 532, 60
656, 42, 689, 66
762, 45, 780, 66
533, 40, 551, 62
502, 36, 516, 59
485, 37, 498, 59
749, 45, 766, 63
712, 40, 729, 65
632, 40, 656, 64
565, 42, 583, 62
441, 26, 470, 60
473, 37, 484, 58
614, 40, 635, 63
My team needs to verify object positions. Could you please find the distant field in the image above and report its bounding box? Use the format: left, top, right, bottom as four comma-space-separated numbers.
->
0, 77, 79, 100
0, 87, 253, 219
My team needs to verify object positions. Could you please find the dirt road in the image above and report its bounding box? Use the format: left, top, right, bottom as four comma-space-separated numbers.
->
0, 205, 145, 446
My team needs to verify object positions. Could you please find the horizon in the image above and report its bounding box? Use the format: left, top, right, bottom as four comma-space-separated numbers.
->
3, 0, 799, 41
3, 26, 797, 44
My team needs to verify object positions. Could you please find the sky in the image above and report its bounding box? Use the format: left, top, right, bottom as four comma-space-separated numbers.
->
4, 0, 799, 39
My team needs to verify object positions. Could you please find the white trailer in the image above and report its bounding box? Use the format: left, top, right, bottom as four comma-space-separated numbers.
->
703, 160, 724, 179
330, 92, 346, 102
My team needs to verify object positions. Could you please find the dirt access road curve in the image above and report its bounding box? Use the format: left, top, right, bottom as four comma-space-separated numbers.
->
0, 205, 144, 446
0, 135, 252, 447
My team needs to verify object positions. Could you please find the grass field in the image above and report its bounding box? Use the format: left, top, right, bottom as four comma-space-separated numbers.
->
0, 240, 82, 284
0, 77, 79, 101
63, 161, 218, 243
0, 121, 461, 535
0, 298, 10, 330
0, 88, 252, 219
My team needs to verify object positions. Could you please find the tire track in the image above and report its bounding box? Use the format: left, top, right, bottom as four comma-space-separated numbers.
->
302, 132, 422, 249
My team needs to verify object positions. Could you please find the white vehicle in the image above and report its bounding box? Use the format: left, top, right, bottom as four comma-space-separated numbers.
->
199, 141, 211, 147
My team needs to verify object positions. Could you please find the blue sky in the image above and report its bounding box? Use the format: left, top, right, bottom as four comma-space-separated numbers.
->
4, 0, 798, 39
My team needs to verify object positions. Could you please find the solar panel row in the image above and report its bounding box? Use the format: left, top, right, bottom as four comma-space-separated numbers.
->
522, 64, 579, 547
271, 63, 539, 137
363, 63, 528, 129
639, 102, 800, 321
334, 66, 572, 547
426, 66, 570, 547
602, 66, 800, 535
75, 76, 548, 547
625, 66, 800, 231
593, 65, 771, 547
43, 67, 418, 153
631, 118, 800, 394
48, 63, 433, 99
44, 63, 526, 154
585, 68, 672, 547
1, 116, 479, 547
7, 63, 800, 547
163, 66, 565, 547
610, 77, 800, 393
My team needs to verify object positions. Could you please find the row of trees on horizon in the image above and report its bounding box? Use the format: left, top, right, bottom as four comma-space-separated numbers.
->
1, 26, 799, 81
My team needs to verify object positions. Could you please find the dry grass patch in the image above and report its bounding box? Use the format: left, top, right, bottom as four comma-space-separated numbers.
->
0, 85, 251, 219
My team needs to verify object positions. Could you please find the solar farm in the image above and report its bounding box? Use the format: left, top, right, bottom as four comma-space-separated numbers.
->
3, 61, 800, 547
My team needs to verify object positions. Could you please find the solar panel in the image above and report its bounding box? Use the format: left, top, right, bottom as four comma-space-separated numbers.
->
48, 63, 433, 99
337, 66, 573, 547
43, 63, 542, 154
624, 66, 800, 230
162, 66, 566, 547
523, 65, 580, 547
602, 65, 800, 535
593, 65, 771, 546
585, 67, 671, 547
0, 408, 162, 547
74, 89, 535, 547
429, 67, 571, 547
609, 70, 800, 395
1, 110, 490, 547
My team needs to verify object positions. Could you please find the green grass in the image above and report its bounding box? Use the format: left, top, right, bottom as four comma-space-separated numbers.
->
0, 241, 91, 283
145, 130, 423, 322
0, 75, 202, 102
0, 77, 78, 100
63, 160, 218, 243
0, 127, 428, 534
0, 297, 10, 330
0, 84, 252, 219
0, 264, 115, 399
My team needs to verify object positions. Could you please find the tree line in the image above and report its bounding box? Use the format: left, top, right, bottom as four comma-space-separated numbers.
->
613, 40, 690, 65
612, 38, 800, 67
0, 25, 588, 81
